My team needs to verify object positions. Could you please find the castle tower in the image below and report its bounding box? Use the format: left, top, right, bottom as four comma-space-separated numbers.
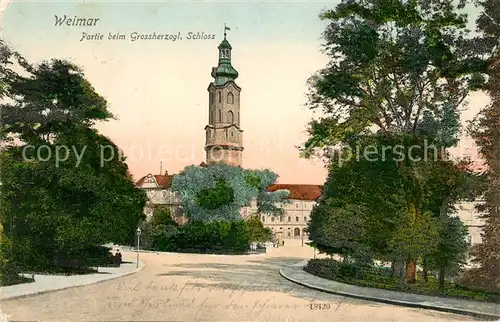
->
204, 26, 244, 167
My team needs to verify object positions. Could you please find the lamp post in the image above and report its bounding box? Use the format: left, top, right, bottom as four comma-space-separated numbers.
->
136, 227, 141, 268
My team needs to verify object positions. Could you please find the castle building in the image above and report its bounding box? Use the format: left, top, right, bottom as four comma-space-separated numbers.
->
135, 31, 322, 237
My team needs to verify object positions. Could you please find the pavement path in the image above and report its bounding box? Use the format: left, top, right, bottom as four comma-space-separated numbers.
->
281, 263, 499, 320
1, 245, 480, 321
1, 256, 144, 300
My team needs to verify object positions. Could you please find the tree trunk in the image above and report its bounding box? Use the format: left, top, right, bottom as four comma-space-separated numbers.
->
405, 258, 417, 284
422, 257, 428, 282
390, 261, 396, 277
438, 268, 446, 292
397, 261, 405, 281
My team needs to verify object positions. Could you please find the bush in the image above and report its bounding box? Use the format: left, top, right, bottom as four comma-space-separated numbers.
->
152, 220, 249, 254
304, 259, 500, 303
79, 245, 116, 267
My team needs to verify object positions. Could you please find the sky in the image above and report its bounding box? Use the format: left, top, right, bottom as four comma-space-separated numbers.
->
1, 0, 489, 184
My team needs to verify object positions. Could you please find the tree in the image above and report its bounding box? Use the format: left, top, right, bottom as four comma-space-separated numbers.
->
0, 56, 146, 270
309, 135, 407, 261
171, 163, 289, 222
301, 0, 491, 283
142, 207, 179, 250
308, 200, 369, 260
427, 215, 469, 291
466, 0, 500, 291
246, 215, 273, 243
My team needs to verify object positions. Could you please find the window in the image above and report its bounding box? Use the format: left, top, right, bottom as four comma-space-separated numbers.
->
280, 216, 283, 222
304, 216, 307, 222
287, 216, 291, 222
296, 203, 299, 208
228, 110, 234, 123
287, 231, 291, 237
218, 91, 221, 103
217, 109, 222, 122
261, 216, 265, 222
227, 92, 234, 104
210, 92, 214, 104
271, 217, 275, 222
296, 216, 299, 222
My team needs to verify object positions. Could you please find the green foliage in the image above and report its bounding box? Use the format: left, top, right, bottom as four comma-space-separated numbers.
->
308, 135, 407, 259
138, 207, 179, 250
388, 211, 440, 261
196, 179, 235, 210
465, 48, 500, 292
156, 220, 249, 254
305, 259, 500, 303
245, 173, 261, 189
303, 0, 490, 159
0, 53, 147, 273
303, 0, 495, 284
171, 163, 289, 221
144, 213, 272, 253
246, 215, 273, 243
463, 1, 500, 292
427, 215, 469, 284
308, 133, 478, 284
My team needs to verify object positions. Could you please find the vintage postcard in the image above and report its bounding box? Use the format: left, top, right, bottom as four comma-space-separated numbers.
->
1, 0, 499, 321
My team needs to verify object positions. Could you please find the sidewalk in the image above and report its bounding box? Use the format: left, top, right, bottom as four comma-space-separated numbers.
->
1, 255, 145, 300
280, 261, 500, 320
120, 245, 269, 256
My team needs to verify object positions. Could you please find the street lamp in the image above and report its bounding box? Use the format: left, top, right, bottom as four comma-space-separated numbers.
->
136, 227, 142, 268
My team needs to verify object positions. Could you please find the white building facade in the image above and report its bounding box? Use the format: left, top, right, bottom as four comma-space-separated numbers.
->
456, 200, 485, 246
242, 184, 322, 241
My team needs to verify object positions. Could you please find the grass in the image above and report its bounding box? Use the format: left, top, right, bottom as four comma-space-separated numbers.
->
304, 258, 500, 303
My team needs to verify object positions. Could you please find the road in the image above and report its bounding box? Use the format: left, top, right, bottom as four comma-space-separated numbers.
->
2, 245, 475, 321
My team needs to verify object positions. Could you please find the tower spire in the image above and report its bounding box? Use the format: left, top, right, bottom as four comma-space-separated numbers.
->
224, 24, 230, 40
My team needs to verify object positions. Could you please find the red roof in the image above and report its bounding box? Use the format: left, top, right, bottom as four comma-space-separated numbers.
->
136, 168, 323, 201
136, 162, 207, 188
266, 184, 323, 201
136, 173, 174, 188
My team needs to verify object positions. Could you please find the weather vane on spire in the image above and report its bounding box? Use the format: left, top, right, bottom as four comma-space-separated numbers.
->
224, 23, 231, 39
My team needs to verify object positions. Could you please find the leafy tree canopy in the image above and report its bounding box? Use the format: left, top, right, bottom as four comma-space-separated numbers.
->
302, 0, 493, 160
171, 163, 290, 222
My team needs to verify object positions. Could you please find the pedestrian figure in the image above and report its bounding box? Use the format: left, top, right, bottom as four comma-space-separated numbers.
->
113, 249, 122, 266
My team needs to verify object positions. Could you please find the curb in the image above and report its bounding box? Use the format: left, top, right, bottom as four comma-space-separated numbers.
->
2, 261, 146, 301
124, 248, 269, 256
279, 263, 500, 321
